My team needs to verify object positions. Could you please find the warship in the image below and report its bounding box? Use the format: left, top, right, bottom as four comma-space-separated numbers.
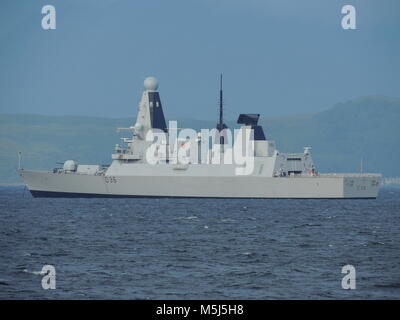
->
19, 76, 381, 198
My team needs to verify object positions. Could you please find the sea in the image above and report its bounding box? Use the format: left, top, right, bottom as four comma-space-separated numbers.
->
0, 186, 399, 299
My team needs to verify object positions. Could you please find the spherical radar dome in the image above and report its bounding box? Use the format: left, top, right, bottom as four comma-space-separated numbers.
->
63, 160, 78, 171
144, 77, 159, 91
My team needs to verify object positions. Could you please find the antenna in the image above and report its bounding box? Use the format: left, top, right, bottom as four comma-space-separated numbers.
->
360, 157, 363, 174
219, 74, 223, 130
216, 74, 228, 145
18, 151, 22, 170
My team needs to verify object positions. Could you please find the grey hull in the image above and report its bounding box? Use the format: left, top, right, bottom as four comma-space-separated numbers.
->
20, 170, 381, 199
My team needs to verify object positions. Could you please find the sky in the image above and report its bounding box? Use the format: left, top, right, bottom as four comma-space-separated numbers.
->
0, 0, 399, 121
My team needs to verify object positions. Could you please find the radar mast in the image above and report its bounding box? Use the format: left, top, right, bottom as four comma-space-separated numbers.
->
216, 74, 228, 145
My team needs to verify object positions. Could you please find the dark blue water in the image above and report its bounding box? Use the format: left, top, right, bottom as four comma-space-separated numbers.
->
0, 186, 399, 299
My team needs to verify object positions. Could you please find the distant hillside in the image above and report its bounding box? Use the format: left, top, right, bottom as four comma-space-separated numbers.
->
261, 95, 400, 176
0, 95, 399, 183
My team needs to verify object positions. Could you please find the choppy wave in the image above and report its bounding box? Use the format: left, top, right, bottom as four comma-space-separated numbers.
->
0, 187, 399, 299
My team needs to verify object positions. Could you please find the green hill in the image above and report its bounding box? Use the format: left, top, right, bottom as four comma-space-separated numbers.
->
0, 95, 399, 183
261, 95, 400, 176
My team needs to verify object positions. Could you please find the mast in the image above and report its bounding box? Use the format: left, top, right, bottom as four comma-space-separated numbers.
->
216, 74, 227, 144
219, 74, 223, 135
18, 151, 22, 170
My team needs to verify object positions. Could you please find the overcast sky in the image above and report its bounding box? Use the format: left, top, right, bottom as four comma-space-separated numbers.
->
0, 0, 399, 120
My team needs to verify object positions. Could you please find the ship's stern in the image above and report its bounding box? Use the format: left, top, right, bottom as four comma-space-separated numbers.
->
342, 174, 381, 198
